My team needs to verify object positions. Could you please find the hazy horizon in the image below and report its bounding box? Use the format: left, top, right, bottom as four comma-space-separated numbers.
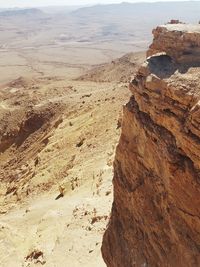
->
0, 0, 197, 8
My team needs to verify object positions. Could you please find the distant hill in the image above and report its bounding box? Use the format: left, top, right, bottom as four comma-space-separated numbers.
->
68, 1, 200, 50
40, 5, 87, 14
0, 8, 44, 17
72, 2, 200, 23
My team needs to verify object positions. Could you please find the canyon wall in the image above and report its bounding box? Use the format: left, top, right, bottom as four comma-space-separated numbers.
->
102, 24, 200, 267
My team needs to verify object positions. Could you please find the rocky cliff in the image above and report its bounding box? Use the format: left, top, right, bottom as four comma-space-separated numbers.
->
147, 24, 200, 64
102, 24, 200, 267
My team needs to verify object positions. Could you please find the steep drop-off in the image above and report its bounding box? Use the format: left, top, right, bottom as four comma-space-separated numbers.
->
0, 73, 131, 266
102, 24, 200, 267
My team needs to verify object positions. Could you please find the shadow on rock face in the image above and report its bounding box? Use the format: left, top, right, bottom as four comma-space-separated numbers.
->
147, 53, 200, 78
147, 54, 177, 79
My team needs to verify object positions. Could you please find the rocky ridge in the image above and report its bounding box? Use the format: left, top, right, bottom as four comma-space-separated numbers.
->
78, 52, 145, 83
102, 24, 200, 267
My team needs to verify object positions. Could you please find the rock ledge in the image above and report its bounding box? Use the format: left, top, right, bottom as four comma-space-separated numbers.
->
102, 24, 200, 267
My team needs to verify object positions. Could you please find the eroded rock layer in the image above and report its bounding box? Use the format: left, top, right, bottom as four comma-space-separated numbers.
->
102, 24, 200, 267
147, 24, 200, 64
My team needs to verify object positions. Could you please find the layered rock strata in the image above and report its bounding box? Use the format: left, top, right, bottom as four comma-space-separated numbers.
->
102, 24, 200, 267
147, 24, 200, 64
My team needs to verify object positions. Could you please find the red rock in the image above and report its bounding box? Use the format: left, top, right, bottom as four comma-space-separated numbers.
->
102, 24, 200, 267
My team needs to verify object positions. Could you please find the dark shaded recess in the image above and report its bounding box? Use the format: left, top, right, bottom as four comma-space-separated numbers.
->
15, 114, 46, 147
147, 53, 200, 77
147, 54, 176, 78
0, 113, 48, 153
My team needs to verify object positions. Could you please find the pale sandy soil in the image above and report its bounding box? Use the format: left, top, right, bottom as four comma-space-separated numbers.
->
0, 76, 131, 267
0, 8, 144, 267
1, 167, 112, 267
0, 7, 149, 84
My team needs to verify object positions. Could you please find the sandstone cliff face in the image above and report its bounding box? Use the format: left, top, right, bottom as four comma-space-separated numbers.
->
147, 24, 200, 64
102, 24, 200, 267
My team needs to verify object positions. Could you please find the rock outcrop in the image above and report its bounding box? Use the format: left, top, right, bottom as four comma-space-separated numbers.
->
102, 24, 200, 267
147, 24, 200, 64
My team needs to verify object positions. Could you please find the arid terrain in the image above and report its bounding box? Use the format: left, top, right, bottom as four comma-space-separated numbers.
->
0, 50, 140, 267
0, 4, 146, 266
0, 2, 200, 267
0, 75, 130, 267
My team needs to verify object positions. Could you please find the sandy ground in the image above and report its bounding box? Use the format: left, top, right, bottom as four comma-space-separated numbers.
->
1, 170, 112, 267
0, 76, 131, 267
0, 7, 149, 84
0, 7, 144, 267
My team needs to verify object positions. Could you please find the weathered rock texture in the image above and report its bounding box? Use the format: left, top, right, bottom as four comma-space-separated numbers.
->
147, 24, 200, 64
102, 24, 200, 267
